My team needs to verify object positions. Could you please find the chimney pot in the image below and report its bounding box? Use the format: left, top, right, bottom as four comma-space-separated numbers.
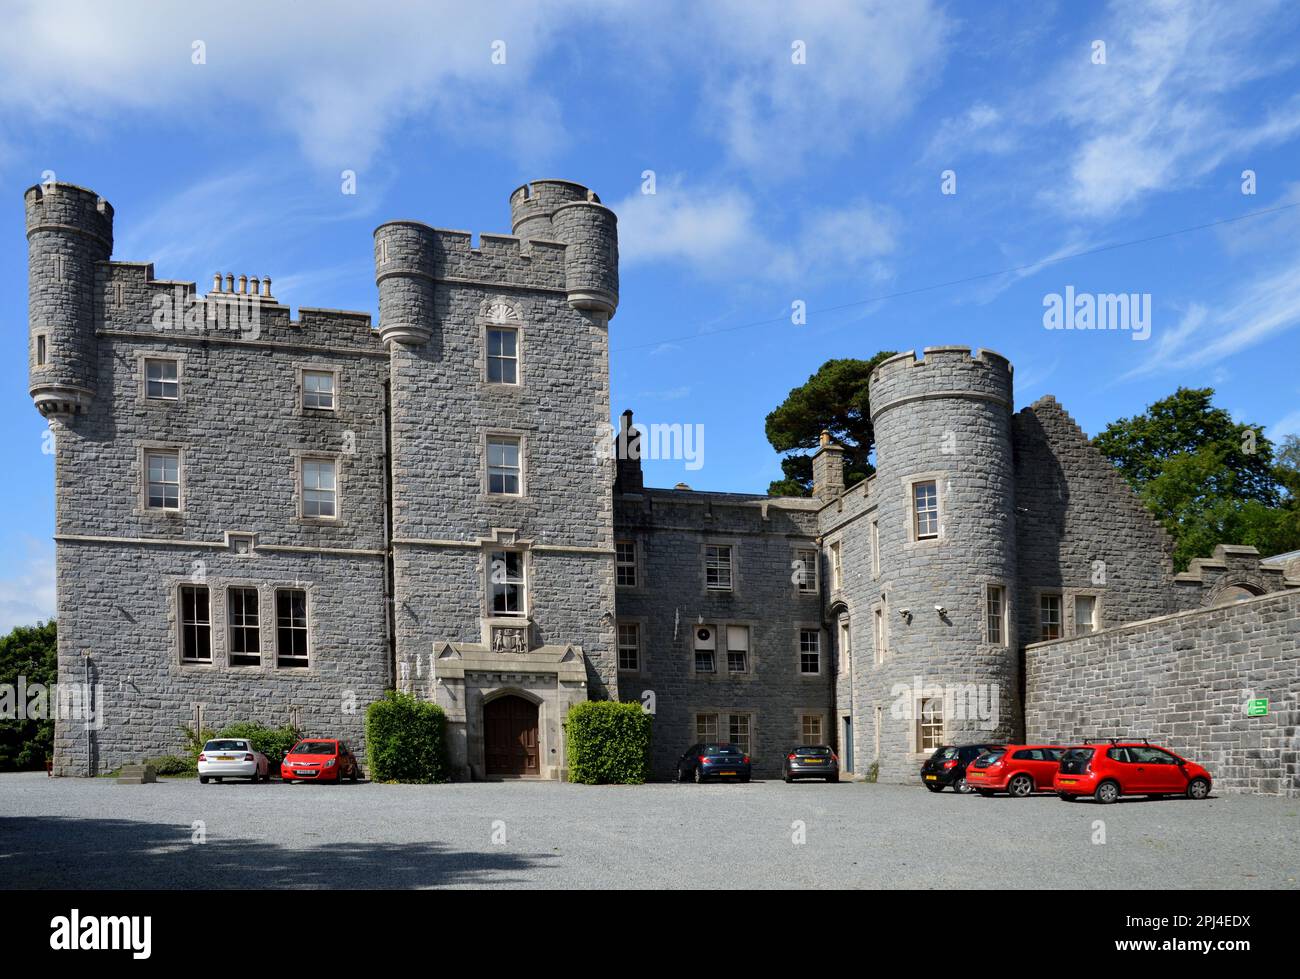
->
224, 274, 234, 293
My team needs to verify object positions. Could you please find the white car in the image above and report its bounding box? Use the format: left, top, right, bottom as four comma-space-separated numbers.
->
197, 738, 270, 783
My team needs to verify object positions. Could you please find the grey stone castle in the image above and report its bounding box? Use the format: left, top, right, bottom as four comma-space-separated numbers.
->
28, 179, 1300, 792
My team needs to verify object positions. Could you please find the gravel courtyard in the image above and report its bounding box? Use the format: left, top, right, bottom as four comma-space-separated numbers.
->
1, 773, 1295, 889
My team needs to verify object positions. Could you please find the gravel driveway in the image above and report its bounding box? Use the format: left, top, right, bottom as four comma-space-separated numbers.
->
1, 773, 1295, 889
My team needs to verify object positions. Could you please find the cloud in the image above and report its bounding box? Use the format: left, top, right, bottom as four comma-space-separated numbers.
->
614, 178, 897, 284
0, 539, 56, 633
0, 0, 579, 169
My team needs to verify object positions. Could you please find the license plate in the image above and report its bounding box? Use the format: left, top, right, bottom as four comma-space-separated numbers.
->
803, 759, 824, 764
925, 775, 938, 781
1059, 778, 1077, 784
718, 771, 736, 776
216, 756, 234, 761
969, 772, 984, 778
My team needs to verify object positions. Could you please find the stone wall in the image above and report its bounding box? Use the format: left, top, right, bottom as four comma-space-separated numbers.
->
1025, 589, 1300, 796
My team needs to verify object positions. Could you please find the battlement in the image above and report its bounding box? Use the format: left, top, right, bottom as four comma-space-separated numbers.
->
869, 346, 1014, 420
374, 221, 569, 291
25, 182, 114, 251
509, 179, 601, 240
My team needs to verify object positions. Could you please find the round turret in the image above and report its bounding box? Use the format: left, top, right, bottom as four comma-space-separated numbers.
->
25, 183, 114, 420
373, 221, 437, 347
865, 347, 1018, 777
510, 180, 619, 318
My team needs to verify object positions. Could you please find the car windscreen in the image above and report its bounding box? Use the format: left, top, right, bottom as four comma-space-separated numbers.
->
291, 741, 337, 755
794, 746, 831, 755
703, 745, 744, 756
204, 740, 247, 752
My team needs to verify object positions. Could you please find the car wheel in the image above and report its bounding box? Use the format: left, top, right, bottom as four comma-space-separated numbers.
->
1094, 780, 1120, 804
199, 776, 209, 784
925, 783, 944, 793
693, 767, 705, 784
953, 776, 972, 794
783, 774, 792, 783
350, 764, 359, 783
1008, 774, 1034, 798
675, 766, 686, 783
1186, 778, 1210, 801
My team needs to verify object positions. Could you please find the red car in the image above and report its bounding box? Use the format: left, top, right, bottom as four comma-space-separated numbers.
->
967, 744, 1065, 797
280, 739, 362, 783
1053, 740, 1212, 804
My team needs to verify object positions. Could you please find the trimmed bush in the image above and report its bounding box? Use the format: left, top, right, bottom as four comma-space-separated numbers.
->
145, 754, 195, 776
365, 691, 449, 783
217, 721, 301, 771
566, 700, 652, 785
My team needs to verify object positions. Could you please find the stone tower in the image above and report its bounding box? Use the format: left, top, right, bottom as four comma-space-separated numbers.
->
25, 183, 114, 420
861, 347, 1019, 779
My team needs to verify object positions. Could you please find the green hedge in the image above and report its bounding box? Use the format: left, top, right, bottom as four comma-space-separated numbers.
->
566, 700, 652, 784
365, 691, 449, 783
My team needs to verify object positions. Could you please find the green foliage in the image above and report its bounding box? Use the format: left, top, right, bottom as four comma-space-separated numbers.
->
217, 721, 301, 770
1094, 388, 1300, 569
566, 700, 653, 785
0, 621, 58, 770
865, 761, 879, 783
764, 353, 898, 496
179, 723, 216, 766
365, 690, 449, 783
144, 754, 196, 776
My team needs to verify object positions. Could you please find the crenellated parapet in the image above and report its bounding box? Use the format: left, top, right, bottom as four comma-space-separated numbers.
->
869, 346, 1013, 422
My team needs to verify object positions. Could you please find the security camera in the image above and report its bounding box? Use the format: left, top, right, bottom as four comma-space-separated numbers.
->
898, 607, 910, 618
934, 604, 947, 616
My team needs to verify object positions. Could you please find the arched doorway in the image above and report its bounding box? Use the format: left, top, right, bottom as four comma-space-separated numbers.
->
483, 695, 540, 776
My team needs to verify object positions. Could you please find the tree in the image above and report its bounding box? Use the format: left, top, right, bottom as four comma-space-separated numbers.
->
0, 621, 57, 770
1094, 389, 1300, 569
765, 352, 897, 496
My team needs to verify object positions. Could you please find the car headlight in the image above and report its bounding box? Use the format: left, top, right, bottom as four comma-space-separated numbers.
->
326, 759, 336, 767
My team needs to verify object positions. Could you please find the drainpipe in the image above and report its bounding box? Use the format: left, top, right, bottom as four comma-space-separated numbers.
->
83, 651, 92, 777
380, 379, 397, 691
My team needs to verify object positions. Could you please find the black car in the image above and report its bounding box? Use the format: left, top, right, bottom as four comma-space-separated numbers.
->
675, 743, 752, 783
920, 743, 1003, 793
783, 745, 840, 783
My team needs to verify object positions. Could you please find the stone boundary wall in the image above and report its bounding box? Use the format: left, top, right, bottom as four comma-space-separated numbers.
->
1025, 589, 1300, 796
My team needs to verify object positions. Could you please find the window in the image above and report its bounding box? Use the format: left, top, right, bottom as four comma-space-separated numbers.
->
146, 451, 180, 510
615, 540, 637, 587
301, 459, 337, 518
913, 480, 939, 540
486, 327, 519, 384
795, 548, 818, 593
487, 437, 522, 495
145, 358, 178, 400
489, 550, 526, 617
617, 622, 639, 672
1075, 595, 1097, 635
276, 588, 309, 667
1040, 593, 1062, 641
799, 629, 821, 674
830, 541, 842, 592
873, 608, 885, 665
986, 584, 1006, 646
801, 714, 823, 744
227, 587, 261, 666
693, 625, 716, 674
728, 714, 752, 755
838, 619, 851, 674
179, 585, 211, 663
302, 370, 335, 410
705, 545, 732, 591
919, 697, 944, 751
696, 713, 718, 742
870, 519, 880, 577
726, 625, 749, 673
36, 335, 47, 366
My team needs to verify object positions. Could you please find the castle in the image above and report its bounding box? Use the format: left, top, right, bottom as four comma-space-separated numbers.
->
27, 179, 1300, 792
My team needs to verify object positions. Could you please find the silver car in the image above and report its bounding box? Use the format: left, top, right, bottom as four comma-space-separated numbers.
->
198, 738, 269, 783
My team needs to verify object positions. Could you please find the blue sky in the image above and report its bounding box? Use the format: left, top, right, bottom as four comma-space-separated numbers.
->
2, 0, 1300, 628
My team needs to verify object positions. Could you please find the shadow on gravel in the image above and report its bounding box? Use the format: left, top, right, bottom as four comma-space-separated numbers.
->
0, 816, 552, 889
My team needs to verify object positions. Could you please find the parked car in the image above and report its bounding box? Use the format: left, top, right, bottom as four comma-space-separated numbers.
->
1053, 740, 1212, 804
783, 745, 840, 783
675, 743, 752, 783
280, 739, 361, 783
920, 743, 1003, 793
198, 738, 269, 784
968, 745, 1065, 797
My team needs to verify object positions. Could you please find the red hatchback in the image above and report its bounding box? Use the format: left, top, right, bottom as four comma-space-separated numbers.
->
280, 739, 361, 783
967, 745, 1065, 797
1053, 740, 1212, 804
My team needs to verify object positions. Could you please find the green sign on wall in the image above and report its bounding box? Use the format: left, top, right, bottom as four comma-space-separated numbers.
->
1247, 699, 1269, 717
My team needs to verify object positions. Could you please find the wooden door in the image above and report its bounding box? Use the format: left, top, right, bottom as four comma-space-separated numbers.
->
483, 696, 540, 776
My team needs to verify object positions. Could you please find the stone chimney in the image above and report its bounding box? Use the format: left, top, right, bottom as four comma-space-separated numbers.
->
614, 409, 643, 493
811, 430, 846, 499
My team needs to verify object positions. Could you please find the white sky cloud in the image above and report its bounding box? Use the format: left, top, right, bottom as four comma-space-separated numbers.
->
0, 539, 55, 634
